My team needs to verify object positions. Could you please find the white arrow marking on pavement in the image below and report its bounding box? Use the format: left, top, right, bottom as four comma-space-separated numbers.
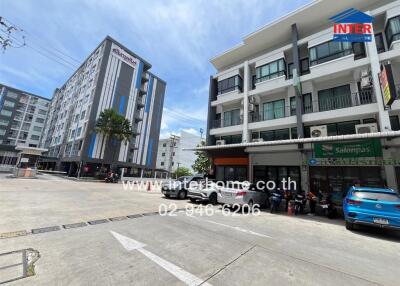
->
189, 217, 272, 239
110, 231, 212, 286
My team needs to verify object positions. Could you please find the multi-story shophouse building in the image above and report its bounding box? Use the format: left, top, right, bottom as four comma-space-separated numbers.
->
0, 84, 50, 166
40, 36, 166, 177
203, 0, 400, 204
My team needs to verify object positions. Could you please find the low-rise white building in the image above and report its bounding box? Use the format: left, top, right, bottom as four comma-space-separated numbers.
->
157, 131, 202, 173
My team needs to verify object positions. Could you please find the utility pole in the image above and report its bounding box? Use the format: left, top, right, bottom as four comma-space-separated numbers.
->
167, 134, 179, 177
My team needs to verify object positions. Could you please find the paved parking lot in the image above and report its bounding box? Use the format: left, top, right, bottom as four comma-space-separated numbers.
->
1, 176, 400, 285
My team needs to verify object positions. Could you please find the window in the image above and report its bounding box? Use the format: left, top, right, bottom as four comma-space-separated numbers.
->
0, 119, 9, 126
6, 91, 18, 99
255, 58, 286, 83
217, 75, 243, 95
162, 153, 165, 156
287, 58, 310, 79
80, 110, 86, 120
70, 129, 76, 139
309, 41, 352, 66
161, 162, 164, 166
263, 99, 285, 120
385, 15, 400, 48
172, 162, 174, 166
291, 127, 298, 139
302, 93, 313, 114
390, 115, 400, 131
318, 85, 351, 112
352, 42, 366, 60
3, 100, 15, 108
33, 126, 42, 132
30, 135, 40, 140
38, 109, 47, 115
35, 117, 45, 123
375, 33, 385, 53
220, 134, 242, 144
76, 127, 82, 137
162, 143, 166, 147
290, 97, 296, 116
223, 109, 241, 127
0, 128, 6, 136
172, 152, 175, 156
260, 129, 290, 141
0, 110, 12, 117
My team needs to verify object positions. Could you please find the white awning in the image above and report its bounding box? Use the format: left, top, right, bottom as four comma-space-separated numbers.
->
186, 131, 400, 151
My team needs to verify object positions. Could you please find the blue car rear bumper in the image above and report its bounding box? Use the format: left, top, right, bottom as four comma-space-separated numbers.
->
344, 209, 400, 229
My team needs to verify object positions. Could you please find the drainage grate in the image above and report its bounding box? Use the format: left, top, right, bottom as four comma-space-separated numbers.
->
63, 222, 87, 229
31, 226, 61, 234
87, 219, 109, 225
0, 231, 28, 239
141, 212, 159, 217
127, 214, 144, 219
109, 216, 128, 222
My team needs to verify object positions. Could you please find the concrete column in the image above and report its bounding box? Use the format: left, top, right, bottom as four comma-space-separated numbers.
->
366, 22, 392, 132
291, 23, 304, 139
243, 60, 249, 142
301, 152, 309, 193
382, 148, 397, 189
248, 154, 253, 182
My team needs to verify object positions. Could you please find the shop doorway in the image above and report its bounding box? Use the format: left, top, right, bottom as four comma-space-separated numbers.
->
309, 166, 383, 205
253, 166, 300, 192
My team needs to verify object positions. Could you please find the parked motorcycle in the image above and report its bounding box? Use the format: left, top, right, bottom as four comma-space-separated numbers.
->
270, 191, 282, 213
105, 172, 119, 183
319, 198, 337, 219
294, 193, 306, 215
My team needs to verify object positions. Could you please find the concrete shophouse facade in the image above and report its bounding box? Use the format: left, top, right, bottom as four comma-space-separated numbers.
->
204, 0, 400, 203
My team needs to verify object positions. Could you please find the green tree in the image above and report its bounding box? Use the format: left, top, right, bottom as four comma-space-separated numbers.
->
192, 141, 212, 174
174, 166, 192, 178
95, 109, 133, 169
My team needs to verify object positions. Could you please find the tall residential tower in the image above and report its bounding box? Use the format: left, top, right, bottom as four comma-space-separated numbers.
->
41, 36, 166, 176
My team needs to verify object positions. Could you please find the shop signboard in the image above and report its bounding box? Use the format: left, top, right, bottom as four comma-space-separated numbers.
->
379, 63, 397, 107
314, 139, 382, 158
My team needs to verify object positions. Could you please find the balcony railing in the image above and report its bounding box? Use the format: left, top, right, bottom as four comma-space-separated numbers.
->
211, 117, 242, 128
249, 105, 292, 123
313, 90, 375, 113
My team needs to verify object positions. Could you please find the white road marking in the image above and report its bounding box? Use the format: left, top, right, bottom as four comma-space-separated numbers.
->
111, 231, 212, 286
189, 216, 272, 239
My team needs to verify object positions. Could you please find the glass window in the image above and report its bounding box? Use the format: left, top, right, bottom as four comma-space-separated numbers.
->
223, 109, 241, 127
260, 129, 289, 141
291, 127, 298, 139
375, 33, 385, 53
33, 126, 42, 132
263, 99, 285, 120
255, 58, 286, 83
300, 58, 310, 75
302, 93, 313, 114
217, 75, 243, 95
3, 100, 15, 108
30, 135, 40, 140
6, 91, 18, 99
309, 41, 353, 66
390, 115, 400, 131
0, 110, 12, 117
352, 42, 366, 60
35, 117, 45, 123
290, 97, 296, 116
0, 119, 9, 126
318, 85, 351, 112
385, 16, 400, 48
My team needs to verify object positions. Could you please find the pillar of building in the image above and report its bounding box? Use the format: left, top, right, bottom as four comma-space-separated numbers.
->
366, 19, 397, 189
242, 60, 249, 143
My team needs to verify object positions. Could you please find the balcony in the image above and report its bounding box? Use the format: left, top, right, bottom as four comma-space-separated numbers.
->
249, 105, 293, 123
212, 117, 242, 129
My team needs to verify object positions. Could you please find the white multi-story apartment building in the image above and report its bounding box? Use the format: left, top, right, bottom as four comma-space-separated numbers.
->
40, 36, 166, 177
203, 0, 400, 201
0, 84, 50, 165
156, 131, 202, 174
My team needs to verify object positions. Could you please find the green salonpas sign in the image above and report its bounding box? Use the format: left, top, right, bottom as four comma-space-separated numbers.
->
314, 139, 382, 158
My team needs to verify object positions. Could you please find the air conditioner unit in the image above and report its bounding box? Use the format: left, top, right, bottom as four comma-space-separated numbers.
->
216, 140, 226, 145
355, 123, 378, 134
360, 70, 372, 89
252, 138, 264, 143
248, 103, 254, 112
310, 125, 328, 138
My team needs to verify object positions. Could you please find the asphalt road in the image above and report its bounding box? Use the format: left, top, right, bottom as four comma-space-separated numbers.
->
1, 176, 400, 285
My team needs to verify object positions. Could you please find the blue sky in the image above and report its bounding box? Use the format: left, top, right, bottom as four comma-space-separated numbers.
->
0, 0, 311, 138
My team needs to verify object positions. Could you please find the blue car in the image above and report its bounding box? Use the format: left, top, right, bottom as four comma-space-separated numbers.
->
343, 187, 400, 231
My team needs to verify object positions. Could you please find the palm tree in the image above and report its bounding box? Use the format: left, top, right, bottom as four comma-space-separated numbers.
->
95, 109, 133, 170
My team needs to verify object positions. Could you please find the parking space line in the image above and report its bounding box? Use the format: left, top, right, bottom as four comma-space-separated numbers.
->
111, 231, 212, 286
188, 216, 272, 239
